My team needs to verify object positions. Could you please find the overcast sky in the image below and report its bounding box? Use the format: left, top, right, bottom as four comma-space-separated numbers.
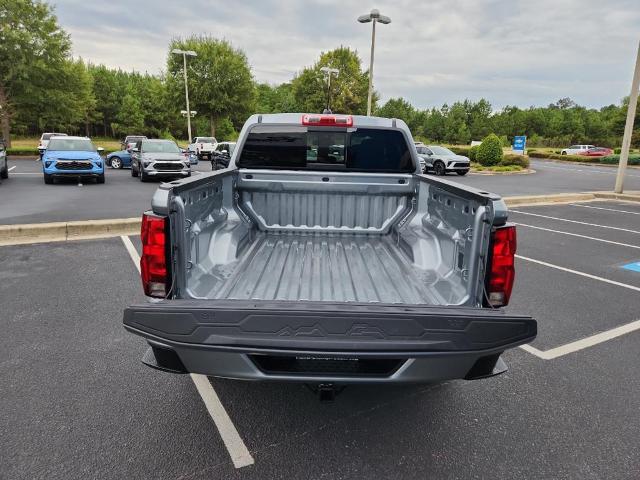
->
52, 0, 640, 110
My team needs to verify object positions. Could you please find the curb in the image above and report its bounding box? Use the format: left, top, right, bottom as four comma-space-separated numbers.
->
0, 218, 140, 246
471, 168, 535, 176
504, 193, 597, 207
504, 191, 640, 207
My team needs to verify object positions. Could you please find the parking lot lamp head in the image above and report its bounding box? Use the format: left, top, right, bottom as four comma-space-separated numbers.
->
357, 9, 391, 116
171, 49, 198, 141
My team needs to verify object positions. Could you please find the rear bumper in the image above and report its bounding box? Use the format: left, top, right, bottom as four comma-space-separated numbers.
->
123, 300, 536, 383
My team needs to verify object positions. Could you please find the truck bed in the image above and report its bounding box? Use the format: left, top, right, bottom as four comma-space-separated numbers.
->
193, 232, 442, 304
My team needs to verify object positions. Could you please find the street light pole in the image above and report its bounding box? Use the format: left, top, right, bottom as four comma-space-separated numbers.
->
615, 40, 640, 194
171, 48, 197, 142
320, 67, 339, 112
358, 9, 391, 116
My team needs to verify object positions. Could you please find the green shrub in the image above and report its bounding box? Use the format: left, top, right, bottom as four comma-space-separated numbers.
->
526, 149, 537, 155
476, 134, 503, 166
500, 154, 530, 168
614, 148, 621, 154
599, 154, 640, 165
469, 145, 479, 162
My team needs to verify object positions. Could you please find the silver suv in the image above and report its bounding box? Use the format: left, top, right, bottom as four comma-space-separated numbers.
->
130, 139, 190, 182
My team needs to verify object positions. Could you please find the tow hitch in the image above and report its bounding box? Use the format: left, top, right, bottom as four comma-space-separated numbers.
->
305, 383, 345, 402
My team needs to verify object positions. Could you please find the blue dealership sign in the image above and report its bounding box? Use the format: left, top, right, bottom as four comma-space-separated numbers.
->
513, 136, 527, 152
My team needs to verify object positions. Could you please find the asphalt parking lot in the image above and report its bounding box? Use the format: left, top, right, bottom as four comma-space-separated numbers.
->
0, 158, 213, 224
2, 157, 639, 224
2, 200, 639, 479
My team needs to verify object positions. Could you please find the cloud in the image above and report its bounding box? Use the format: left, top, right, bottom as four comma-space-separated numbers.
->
52, 0, 640, 109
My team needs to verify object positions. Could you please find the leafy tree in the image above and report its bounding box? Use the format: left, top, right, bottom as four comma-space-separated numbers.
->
476, 133, 503, 166
291, 47, 374, 114
167, 36, 254, 137
113, 84, 144, 136
376, 97, 418, 130
0, 0, 71, 145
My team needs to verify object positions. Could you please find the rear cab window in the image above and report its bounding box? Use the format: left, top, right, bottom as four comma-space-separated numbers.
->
237, 126, 414, 173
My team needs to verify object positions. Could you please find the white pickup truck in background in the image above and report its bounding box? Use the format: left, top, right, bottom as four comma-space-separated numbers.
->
187, 136, 217, 161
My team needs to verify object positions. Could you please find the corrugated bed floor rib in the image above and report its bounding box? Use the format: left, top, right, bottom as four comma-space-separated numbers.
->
213, 233, 440, 304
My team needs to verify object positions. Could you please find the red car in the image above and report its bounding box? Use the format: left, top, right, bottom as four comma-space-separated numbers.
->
579, 147, 613, 157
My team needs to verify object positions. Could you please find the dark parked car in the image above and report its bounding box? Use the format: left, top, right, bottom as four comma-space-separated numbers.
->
121, 135, 147, 151
211, 141, 236, 170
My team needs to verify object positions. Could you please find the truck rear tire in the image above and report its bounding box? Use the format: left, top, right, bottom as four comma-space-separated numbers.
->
0, 166, 8, 179
131, 165, 138, 177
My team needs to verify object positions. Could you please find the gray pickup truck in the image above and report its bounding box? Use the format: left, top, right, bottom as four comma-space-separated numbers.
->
123, 113, 535, 393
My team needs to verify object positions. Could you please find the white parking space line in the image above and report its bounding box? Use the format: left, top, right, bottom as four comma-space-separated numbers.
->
190, 373, 255, 468
10, 172, 40, 175
510, 210, 640, 235
518, 255, 640, 357
520, 320, 640, 360
569, 203, 640, 215
8, 166, 16, 172
514, 223, 640, 250
516, 255, 640, 293
517, 255, 640, 359
119, 235, 255, 469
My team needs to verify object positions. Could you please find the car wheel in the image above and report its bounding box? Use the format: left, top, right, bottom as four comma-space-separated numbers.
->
433, 161, 446, 176
110, 156, 123, 169
456, 170, 469, 176
96, 173, 105, 184
139, 168, 148, 182
561, 151, 567, 155
44, 173, 53, 184
131, 164, 138, 177
0, 166, 8, 179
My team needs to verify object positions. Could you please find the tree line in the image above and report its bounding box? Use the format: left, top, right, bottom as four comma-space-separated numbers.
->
1, 0, 638, 149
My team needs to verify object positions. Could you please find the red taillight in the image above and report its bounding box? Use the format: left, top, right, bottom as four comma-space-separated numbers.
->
140, 212, 168, 298
301, 114, 353, 127
487, 225, 516, 307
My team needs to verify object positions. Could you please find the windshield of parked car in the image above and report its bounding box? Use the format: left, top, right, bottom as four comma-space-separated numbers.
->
196, 137, 216, 143
429, 146, 455, 155
47, 138, 96, 151
238, 126, 413, 173
416, 146, 430, 154
142, 141, 180, 153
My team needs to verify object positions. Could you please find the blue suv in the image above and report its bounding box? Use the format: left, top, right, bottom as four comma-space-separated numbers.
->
42, 136, 105, 184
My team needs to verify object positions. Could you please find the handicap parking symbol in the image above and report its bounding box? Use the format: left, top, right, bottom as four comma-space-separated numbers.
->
622, 261, 640, 273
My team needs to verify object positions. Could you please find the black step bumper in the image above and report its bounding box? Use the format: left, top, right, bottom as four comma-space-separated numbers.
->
123, 300, 536, 383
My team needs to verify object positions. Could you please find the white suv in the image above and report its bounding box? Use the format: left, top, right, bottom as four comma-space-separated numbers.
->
561, 144, 595, 155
